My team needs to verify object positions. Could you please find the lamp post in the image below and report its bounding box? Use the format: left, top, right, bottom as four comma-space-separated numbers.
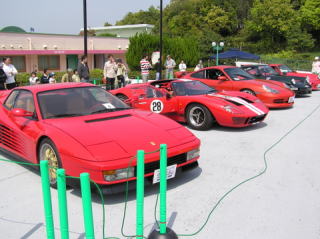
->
83, 0, 88, 56
159, 0, 163, 80
212, 42, 224, 66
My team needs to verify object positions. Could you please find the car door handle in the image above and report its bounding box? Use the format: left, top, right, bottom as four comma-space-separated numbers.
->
138, 102, 147, 105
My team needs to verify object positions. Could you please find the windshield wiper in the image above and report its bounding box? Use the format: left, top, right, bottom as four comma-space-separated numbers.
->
90, 108, 131, 114
47, 113, 85, 119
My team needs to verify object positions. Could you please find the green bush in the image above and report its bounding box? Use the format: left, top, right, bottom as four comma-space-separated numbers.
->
90, 68, 104, 80
126, 33, 200, 71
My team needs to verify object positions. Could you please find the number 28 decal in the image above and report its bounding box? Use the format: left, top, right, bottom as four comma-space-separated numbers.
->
150, 100, 164, 113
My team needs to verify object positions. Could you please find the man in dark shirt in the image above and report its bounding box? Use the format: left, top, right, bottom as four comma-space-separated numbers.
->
77, 55, 90, 82
154, 58, 161, 80
40, 69, 49, 84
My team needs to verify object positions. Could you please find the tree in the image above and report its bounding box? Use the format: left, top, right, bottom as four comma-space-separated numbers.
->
300, 0, 320, 42
245, 0, 314, 52
104, 22, 112, 27
116, 6, 160, 26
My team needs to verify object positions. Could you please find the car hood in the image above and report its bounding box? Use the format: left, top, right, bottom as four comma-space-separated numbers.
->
45, 109, 197, 161
241, 79, 288, 91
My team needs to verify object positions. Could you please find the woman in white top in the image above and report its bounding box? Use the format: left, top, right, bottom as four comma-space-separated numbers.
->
2, 57, 18, 89
179, 60, 187, 72
29, 72, 39, 85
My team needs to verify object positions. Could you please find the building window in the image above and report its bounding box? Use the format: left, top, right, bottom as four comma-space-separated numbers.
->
38, 55, 60, 71
0, 55, 26, 72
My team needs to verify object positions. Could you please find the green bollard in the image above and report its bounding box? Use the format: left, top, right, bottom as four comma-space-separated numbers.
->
57, 169, 69, 239
160, 144, 167, 234
40, 160, 55, 239
136, 150, 145, 239
80, 173, 95, 239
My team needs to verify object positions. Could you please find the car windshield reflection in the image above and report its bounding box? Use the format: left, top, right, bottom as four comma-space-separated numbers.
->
224, 67, 255, 81
172, 81, 216, 96
38, 86, 131, 119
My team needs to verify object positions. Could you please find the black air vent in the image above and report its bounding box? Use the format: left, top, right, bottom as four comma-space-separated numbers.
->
0, 124, 24, 154
85, 114, 132, 123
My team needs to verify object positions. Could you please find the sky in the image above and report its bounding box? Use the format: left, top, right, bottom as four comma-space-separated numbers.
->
1, 0, 171, 34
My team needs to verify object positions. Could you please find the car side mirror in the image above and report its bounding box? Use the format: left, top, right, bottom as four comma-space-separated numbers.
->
11, 108, 34, 117
166, 93, 172, 99
218, 76, 227, 81
138, 94, 146, 100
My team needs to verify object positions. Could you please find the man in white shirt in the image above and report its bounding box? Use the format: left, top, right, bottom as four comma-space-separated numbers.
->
312, 57, 320, 75
165, 55, 176, 79
2, 57, 18, 89
179, 60, 187, 72
104, 54, 118, 90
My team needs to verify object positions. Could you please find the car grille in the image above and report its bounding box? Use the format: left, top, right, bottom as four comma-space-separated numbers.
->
135, 153, 187, 176
247, 114, 266, 124
273, 99, 285, 103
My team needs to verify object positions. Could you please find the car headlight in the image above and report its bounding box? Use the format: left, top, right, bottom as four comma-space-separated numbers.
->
103, 167, 134, 181
187, 148, 200, 161
262, 85, 279, 94
222, 105, 243, 114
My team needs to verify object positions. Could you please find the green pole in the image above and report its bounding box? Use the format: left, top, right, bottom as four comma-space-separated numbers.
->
216, 47, 219, 66
159, 144, 167, 234
80, 173, 95, 239
57, 169, 69, 239
136, 150, 145, 239
40, 160, 55, 239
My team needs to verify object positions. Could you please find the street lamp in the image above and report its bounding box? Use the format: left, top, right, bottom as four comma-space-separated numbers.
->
83, 0, 88, 56
212, 41, 224, 66
159, 0, 163, 80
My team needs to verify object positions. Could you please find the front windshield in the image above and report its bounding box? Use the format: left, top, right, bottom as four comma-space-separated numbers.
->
224, 67, 255, 81
38, 86, 130, 119
172, 80, 216, 96
258, 65, 278, 75
279, 65, 293, 73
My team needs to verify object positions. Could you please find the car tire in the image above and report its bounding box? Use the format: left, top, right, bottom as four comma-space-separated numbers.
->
38, 138, 62, 188
241, 89, 256, 96
186, 104, 214, 130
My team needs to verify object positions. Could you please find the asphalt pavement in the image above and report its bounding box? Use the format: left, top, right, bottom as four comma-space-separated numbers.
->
0, 91, 320, 239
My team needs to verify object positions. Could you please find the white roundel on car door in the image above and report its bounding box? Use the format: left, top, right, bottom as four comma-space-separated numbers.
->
150, 100, 164, 113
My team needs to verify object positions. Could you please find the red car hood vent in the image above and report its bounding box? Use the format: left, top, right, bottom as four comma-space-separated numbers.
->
85, 114, 132, 123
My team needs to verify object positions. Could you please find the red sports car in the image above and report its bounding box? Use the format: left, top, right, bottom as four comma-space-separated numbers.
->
182, 66, 295, 108
111, 79, 269, 130
270, 64, 320, 90
0, 83, 200, 191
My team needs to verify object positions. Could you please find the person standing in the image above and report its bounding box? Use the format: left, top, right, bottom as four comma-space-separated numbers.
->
29, 72, 39, 85
77, 55, 90, 82
2, 57, 18, 90
72, 69, 80, 82
179, 60, 187, 72
116, 59, 127, 88
61, 68, 73, 82
154, 58, 161, 80
0, 62, 7, 90
312, 57, 320, 75
194, 60, 204, 71
104, 54, 117, 90
140, 55, 152, 82
48, 73, 56, 84
165, 55, 176, 79
40, 69, 49, 84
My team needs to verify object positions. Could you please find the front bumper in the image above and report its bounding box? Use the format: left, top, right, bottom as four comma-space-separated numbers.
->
294, 87, 312, 95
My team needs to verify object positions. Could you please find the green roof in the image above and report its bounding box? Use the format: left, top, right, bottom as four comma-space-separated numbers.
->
0, 26, 26, 33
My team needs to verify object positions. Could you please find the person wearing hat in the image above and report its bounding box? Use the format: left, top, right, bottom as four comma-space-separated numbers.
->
48, 72, 56, 84
312, 57, 320, 75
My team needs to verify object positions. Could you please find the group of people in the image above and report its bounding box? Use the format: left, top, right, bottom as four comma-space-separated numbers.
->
139, 55, 204, 82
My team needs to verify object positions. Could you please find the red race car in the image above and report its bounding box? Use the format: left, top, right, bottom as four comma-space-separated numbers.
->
111, 79, 269, 130
270, 64, 320, 90
181, 66, 295, 108
0, 83, 200, 192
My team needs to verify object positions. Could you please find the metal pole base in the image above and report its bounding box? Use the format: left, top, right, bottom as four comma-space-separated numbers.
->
148, 227, 178, 239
